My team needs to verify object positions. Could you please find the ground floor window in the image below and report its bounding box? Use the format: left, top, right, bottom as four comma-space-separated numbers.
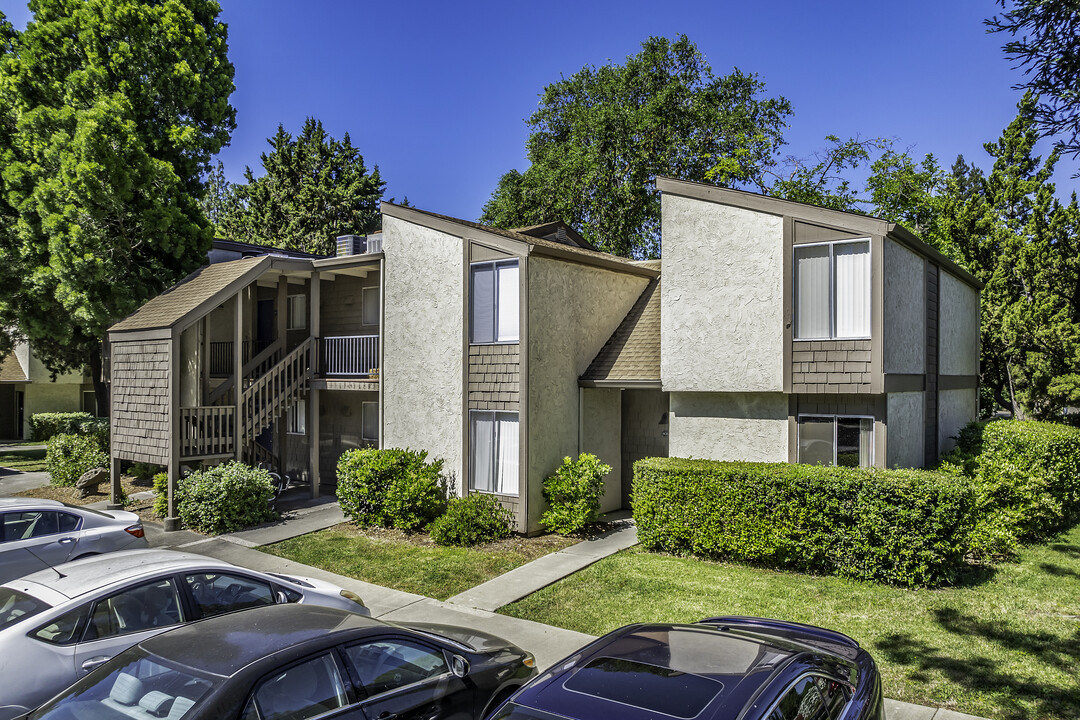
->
470, 410, 518, 495
287, 398, 306, 434
361, 401, 378, 444
797, 415, 873, 467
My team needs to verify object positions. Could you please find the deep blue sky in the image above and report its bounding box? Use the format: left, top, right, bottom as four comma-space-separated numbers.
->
3, 0, 1077, 221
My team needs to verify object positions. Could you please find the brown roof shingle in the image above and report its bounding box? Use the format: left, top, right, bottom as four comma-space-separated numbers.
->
580, 277, 661, 384
0, 352, 28, 383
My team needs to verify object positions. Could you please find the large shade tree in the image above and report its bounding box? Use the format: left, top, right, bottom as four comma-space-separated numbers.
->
0, 0, 236, 412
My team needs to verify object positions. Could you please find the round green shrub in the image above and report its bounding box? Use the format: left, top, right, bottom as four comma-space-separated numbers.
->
540, 453, 612, 535
45, 433, 108, 487
429, 494, 514, 546
337, 448, 450, 531
177, 462, 276, 534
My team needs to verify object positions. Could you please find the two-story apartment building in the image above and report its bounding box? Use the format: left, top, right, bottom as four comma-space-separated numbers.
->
105, 180, 980, 534
1, 343, 96, 439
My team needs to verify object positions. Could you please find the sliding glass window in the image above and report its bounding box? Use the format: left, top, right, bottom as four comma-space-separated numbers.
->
797, 415, 874, 467
794, 240, 870, 339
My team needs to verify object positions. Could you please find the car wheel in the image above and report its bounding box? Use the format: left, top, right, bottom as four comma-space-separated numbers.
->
482, 686, 518, 720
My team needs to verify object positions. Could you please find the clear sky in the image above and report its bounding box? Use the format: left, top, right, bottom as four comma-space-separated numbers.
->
3, 0, 1077, 221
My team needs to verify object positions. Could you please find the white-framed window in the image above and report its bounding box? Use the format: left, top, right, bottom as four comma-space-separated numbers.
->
287, 398, 306, 435
362, 286, 379, 327
470, 260, 519, 344
793, 239, 870, 340
361, 401, 378, 443
286, 294, 307, 330
470, 410, 519, 495
797, 415, 874, 467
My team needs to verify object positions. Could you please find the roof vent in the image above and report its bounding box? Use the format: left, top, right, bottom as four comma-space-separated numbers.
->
336, 234, 382, 257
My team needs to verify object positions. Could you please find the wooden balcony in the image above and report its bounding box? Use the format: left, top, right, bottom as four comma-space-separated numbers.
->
319, 335, 379, 378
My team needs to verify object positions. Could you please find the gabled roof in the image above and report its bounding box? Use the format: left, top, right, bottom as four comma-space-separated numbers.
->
109, 256, 271, 334
0, 352, 28, 383
580, 276, 661, 387
512, 221, 598, 251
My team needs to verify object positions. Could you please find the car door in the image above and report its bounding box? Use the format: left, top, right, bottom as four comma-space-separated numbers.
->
342, 636, 474, 720
0, 511, 78, 581
71, 576, 186, 677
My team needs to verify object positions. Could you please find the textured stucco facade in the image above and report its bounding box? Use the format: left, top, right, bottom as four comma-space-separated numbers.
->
939, 388, 978, 453
886, 391, 925, 468
883, 239, 926, 374
528, 256, 649, 530
661, 194, 784, 392
669, 392, 788, 462
381, 215, 464, 488
938, 271, 980, 376
579, 388, 622, 513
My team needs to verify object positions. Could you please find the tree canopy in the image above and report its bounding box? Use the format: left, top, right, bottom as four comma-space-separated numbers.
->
0, 0, 236, 409
480, 35, 793, 258
211, 118, 385, 255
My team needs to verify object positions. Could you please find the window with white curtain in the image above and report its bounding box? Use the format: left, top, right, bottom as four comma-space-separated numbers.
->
470, 410, 519, 495
470, 261, 519, 343
794, 240, 870, 339
797, 415, 874, 467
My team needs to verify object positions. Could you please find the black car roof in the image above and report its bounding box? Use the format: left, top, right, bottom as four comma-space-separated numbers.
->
138, 604, 383, 677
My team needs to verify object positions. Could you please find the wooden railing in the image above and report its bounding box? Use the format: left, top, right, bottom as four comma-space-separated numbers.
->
179, 406, 235, 458
240, 338, 311, 440
206, 339, 284, 407
209, 339, 275, 377
320, 335, 379, 377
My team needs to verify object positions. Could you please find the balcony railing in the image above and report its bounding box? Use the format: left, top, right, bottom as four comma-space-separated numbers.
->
320, 335, 379, 378
179, 406, 235, 458
209, 339, 274, 377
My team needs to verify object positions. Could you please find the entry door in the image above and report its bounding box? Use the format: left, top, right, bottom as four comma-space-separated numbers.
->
620, 390, 670, 508
15, 390, 24, 439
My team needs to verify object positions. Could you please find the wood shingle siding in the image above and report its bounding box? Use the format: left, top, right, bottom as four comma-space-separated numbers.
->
110, 340, 170, 464
790, 339, 873, 393
468, 344, 519, 410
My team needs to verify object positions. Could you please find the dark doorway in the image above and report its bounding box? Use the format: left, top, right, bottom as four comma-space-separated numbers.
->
256, 299, 275, 346
15, 390, 24, 439
620, 389, 669, 507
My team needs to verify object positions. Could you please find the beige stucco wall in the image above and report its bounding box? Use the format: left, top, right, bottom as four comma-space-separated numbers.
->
661, 194, 784, 392
381, 215, 465, 489
883, 239, 925, 374
23, 383, 86, 435
939, 271, 980, 376
939, 388, 978, 454
26, 344, 88, 385
886, 391, 925, 468
528, 256, 649, 530
579, 388, 622, 513
669, 392, 788, 462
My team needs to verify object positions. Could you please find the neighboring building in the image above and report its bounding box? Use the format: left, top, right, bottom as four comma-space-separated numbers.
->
0, 343, 96, 440
105, 184, 980, 533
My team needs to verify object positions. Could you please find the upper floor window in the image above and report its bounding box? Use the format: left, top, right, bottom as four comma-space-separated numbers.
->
470, 260, 518, 344
794, 240, 870, 339
286, 294, 307, 330
362, 286, 379, 326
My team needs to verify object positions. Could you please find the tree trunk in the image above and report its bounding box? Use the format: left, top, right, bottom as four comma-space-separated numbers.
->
1005, 360, 1025, 420
89, 347, 109, 420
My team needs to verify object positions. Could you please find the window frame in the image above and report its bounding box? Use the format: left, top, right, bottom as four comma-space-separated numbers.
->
469, 260, 519, 345
244, 651, 355, 720
362, 286, 379, 327
81, 577, 186, 642
287, 398, 307, 435
341, 635, 453, 702
796, 414, 875, 467
361, 401, 378, 444
469, 410, 519, 497
764, 672, 855, 720
286, 293, 307, 331
792, 238, 871, 341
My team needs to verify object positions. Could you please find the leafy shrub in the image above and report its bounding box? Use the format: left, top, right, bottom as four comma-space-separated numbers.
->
129, 462, 160, 483
177, 462, 276, 534
337, 448, 450, 531
45, 433, 108, 487
942, 420, 1080, 559
429, 494, 514, 546
152, 472, 169, 518
30, 412, 107, 443
632, 458, 977, 588
540, 453, 612, 535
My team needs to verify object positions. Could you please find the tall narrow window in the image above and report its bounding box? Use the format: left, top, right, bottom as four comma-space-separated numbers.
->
470, 260, 519, 343
361, 401, 378, 444
287, 398, 306, 434
362, 286, 379, 327
286, 294, 307, 330
470, 411, 519, 495
793, 240, 870, 339
797, 415, 873, 467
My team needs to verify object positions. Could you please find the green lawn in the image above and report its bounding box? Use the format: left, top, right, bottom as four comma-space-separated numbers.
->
0, 447, 46, 473
260, 523, 575, 601
500, 525, 1080, 720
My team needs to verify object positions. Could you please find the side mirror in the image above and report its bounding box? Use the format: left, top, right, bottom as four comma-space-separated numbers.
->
451, 655, 470, 678
275, 590, 289, 604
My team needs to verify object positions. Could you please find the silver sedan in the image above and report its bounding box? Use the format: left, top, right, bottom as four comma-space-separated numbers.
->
0, 498, 147, 584
0, 549, 369, 719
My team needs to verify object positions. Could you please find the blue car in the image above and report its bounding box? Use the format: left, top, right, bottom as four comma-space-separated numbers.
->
488, 616, 884, 720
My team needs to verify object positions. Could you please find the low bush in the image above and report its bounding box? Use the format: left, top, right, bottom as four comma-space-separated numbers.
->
177, 462, 276, 534
45, 433, 108, 487
429, 494, 515, 546
540, 453, 612, 535
337, 448, 450, 531
152, 472, 169, 518
129, 462, 161, 483
632, 458, 977, 588
941, 420, 1080, 559
30, 412, 107, 443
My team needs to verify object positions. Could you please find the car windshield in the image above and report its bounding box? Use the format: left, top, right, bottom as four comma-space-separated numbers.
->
0, 587, 50, 631
29, 649, 218, 720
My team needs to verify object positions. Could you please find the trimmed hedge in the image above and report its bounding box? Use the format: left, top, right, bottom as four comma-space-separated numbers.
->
336, 448, 450, 531
45, 433, 108, 487
429, 494, 514, 546
30, 412, 107, 443
941, 420, 1080, 558
632, 458, 977, 588
178, 462, 277, 534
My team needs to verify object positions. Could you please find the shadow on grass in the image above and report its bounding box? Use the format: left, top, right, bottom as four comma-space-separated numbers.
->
875, 609, 1080, 720
1050, 543, 1080, 559
1039, 562, 1080, 578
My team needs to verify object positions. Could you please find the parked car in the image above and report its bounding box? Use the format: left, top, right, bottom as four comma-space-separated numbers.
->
21, 603, 537, 720
0, 498, 147, 584
0, 549, 371, 719
488, 616, 884, 720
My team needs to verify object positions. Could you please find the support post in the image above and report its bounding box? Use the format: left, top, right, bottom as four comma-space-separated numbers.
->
309, 271, 321, 497
107, 456, 123, 510
309, 388, 320, 497
234, 291, 243, 462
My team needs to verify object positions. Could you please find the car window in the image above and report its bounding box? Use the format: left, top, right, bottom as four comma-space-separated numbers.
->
246, 653, 348, 720
33, 604, 89, 645
183, 572, 276, 619
83, 578, 184, 640
0, 587, 51, 631
344, 638, 449, 697
58, 512, 81, 533
2, 511, 59, 541
770, 675, 849, 720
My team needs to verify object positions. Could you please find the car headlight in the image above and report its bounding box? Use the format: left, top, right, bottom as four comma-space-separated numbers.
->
340, 589, 366, 608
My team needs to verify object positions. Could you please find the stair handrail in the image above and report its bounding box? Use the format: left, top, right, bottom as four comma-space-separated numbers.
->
240, 337, 311, 438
